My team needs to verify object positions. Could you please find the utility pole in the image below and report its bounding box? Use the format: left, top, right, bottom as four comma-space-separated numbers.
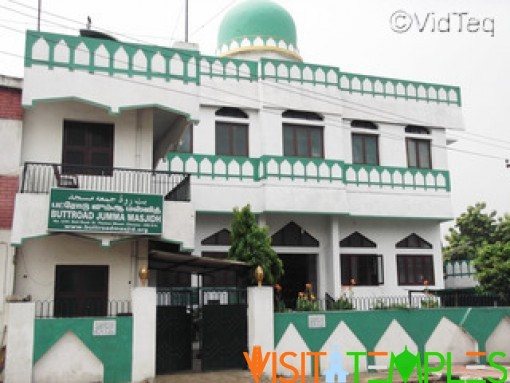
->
185, 0, 189, 42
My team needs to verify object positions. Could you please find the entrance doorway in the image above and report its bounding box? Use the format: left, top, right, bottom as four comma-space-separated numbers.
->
149, 249, 250, 374
279, 254, 317, 309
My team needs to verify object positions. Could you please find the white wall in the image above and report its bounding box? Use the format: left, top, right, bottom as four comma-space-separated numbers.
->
0, 231, 15, 342
14, 235, 134, 302
4, 302, 35, 383
33, 331, 104, 383
11, 193, 195, 252
0, 120, 22, 175
21, 101, 153, 169
196, 213, 443, 298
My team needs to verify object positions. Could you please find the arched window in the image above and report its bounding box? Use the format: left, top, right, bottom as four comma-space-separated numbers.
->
282, 110, 323, 121
396, 233, 432, 249
271, 221, 319, 247
396, 233, 434, 286
340, 232, 377, 248
282, 110, 324, 158
215, 107, 248, 119
405, 125, 430, 135
215, 107, 249, 156
405, 125, 432, 169
351, 120, 377, 130
201, 228, 232, 246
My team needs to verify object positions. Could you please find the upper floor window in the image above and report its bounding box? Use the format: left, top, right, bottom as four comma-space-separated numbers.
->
62, 120, 114, 175
406, 125, 432, 169
351, 120, 379, 166
406, 138, 431, 169
283, 110, 324, 158
215, 107, 248, 157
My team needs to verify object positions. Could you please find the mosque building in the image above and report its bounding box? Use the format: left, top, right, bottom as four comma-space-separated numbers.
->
11, 0, 463, 322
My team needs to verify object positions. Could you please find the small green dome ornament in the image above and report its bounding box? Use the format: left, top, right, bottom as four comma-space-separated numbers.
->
217, 0, 301, 61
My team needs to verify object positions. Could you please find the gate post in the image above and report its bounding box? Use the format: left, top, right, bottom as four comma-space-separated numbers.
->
247, 286, 274, 373
132, 287, 156, 383
4, 302, 35, 383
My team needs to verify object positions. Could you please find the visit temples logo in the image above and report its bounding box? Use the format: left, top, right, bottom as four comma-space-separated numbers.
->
244, 345, 509, 383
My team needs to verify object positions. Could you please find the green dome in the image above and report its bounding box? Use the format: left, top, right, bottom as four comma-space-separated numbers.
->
217, 0, 300, 59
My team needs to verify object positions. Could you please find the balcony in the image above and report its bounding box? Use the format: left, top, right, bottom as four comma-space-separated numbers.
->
12, 162, 195, 247
167, 153, 450, 191
20, 162, 190, 201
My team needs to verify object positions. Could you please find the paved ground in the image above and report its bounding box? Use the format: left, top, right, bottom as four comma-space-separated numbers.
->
155, 365, 510, 383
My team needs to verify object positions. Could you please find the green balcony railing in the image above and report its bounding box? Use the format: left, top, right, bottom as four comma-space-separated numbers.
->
167, 153, 451, 192
444, 260, 476, 278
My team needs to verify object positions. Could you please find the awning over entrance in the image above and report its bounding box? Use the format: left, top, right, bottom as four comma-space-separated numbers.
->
149, 251, 250, 275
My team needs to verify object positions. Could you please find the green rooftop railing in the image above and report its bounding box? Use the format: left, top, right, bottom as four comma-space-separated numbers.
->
261, 58, 461, 106
25, 31, 461, 106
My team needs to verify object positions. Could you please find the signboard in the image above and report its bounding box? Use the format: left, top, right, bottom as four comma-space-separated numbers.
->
48, 189, 163, 235
93, 320, 117, 336
308, 314, 326, 329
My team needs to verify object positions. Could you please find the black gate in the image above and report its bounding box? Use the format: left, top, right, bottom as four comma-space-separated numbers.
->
156, 288, 247, 373
201, 303, 247, 371
156, 306, 192, 374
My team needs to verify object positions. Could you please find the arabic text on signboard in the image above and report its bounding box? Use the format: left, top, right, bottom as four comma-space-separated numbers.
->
48, 189, 163, 235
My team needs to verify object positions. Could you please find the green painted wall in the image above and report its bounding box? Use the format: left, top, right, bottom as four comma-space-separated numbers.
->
34, 317, 133, 383
275, 308, 510, 365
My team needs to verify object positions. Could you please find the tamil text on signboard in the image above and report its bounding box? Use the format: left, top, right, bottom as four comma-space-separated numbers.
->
48, 189, 163, 235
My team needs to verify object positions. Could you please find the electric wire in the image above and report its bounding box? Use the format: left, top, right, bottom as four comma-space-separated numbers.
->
0, 17, 508, 164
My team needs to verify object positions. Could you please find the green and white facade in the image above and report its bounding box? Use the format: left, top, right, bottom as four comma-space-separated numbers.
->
14, 0, 464, 304
7, 0, 465, 380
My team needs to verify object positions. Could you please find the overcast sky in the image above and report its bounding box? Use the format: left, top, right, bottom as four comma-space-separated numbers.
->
1, 0, 509, 230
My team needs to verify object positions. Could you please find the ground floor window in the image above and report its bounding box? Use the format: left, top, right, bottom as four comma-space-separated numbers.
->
54, 265, 109, 317
340, 254, 383, 286
396, 255, 434, 285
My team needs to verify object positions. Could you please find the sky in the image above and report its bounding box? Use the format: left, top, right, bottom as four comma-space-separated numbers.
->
1, 0, 509, 232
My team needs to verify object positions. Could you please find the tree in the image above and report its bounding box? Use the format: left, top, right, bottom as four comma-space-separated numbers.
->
473, 242, 510, 301
228, 205, 283, 285
445, 202, 510, 301
443, 202, 497, 260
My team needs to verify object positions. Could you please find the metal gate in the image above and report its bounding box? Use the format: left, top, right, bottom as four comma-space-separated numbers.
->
201, 302, 247, 371
156, 288, 247, 373
156, 305, 192, 374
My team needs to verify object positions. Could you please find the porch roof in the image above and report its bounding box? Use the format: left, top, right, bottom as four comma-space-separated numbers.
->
149, 250, 250, 275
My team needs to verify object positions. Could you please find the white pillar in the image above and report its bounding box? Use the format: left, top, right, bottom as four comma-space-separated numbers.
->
326, 216, 341, 298
248, 286, 274, 374
131, 287, 156, 383
4, 302, 35, 383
